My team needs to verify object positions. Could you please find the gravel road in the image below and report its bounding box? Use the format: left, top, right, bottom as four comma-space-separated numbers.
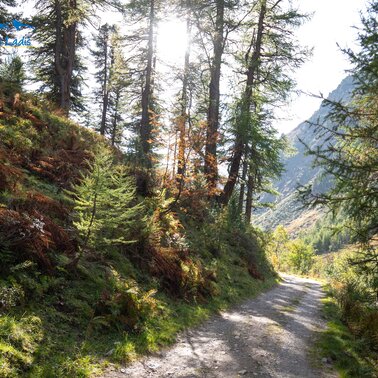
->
104, 274, 335, 378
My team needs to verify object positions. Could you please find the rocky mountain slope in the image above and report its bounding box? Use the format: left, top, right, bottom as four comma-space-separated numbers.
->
254, 76, 355, 234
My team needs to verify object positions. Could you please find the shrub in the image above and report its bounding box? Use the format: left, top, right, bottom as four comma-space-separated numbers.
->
0, 208, 76, 274
0, 283, 24, 311
312, 248, 378, 352
266, 226, 315, 274
286, 239, 315, 275
0, 116, 39, 154
92, 268, 157, 332
69, 148, 143, 252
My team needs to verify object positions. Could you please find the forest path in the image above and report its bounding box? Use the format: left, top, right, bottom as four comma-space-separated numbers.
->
104, 274, 335, 378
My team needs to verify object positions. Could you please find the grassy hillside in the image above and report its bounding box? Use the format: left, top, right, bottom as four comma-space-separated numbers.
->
0, 95, 276, 377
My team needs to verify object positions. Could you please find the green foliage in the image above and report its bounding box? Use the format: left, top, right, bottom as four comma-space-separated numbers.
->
308, 248, 378, 375
0, 282, 24, 311
285, 239, 315, 274
315, 294, 377, 377
0, 315, 43, 377
70, 148, 143, 250
91, 268, 157, 332
299, 0, 378, 274
301, 213, 351, 253
0, 116, 38, 153
0, 54, 25, 98
266, 226, 315, 275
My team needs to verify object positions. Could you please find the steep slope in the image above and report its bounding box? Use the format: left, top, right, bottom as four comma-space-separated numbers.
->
255, 76, 355, 234
0, 95, 275, 377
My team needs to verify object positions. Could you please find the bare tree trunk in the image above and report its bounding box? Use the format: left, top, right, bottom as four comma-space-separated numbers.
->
172, 129, 178, 180
238, 156, 248, 212
219, 1, 266, 205
140, 0, 155, 167
110, 91, 120, 146
100, 36, 109, 136
245, 170, 254, 223
204, 0, 224, 193
176, 7, 191, 188
54, 0, 76, 116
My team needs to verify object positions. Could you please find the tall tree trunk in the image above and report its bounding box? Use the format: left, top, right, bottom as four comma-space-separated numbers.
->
176, 7, 191, 188
140, 0, 155, 167
245, 170, 254, 223
204, 0, 224, 193
54, 0, 76, 116
219, 1, 266, 205
238, 156, 248, 213
100, 34, 109, 136
110, 91, 120, 146
172, 129, 178, 180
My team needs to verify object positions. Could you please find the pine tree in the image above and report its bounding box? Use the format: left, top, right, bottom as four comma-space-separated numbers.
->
91, 24, 129, 144
108, 27, 129, 147
300, 1, 378, 274
220, 0, 309, 207
0, 54, 25, 97
0, 0, 16, 52
70, 148, 143, 252
30, 0, 123, 115
91, 23, 114, 136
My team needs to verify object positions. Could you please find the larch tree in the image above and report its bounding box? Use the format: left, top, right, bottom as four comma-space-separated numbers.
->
30, 0, 123, 116
220, 0, 267, 205
108, 26, 129, 147
203, 0, 225, 194
91, 23, 115, 136
123, 0, 160, 195
91, 24, 128, 144
220, 0, 309, 208
190, 0, 254, 195
176, 1, 192, 189
299, 0, 378, 274
126, 0, 158, 167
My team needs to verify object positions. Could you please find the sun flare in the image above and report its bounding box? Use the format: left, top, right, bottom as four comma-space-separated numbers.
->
157, 18, 188, 64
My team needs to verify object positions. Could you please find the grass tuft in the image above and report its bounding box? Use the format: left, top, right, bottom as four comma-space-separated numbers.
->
314, 291, 377, 377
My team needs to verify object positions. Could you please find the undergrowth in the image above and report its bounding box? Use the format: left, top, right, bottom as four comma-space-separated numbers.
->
0, 235, 276, 377
0, 98, 277, 377
315, 289, 377, 377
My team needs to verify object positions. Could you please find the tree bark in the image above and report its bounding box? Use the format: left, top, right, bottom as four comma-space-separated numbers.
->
54, 0, 76, 115
176, 7, 191, 188
204, 0, 225, 193
219, 1, 266, 205
110, 90, 120, 146
238, 155, 248, 212
140, 0, 155, 167
245, 170, 254, 223
100, 30, 109, 136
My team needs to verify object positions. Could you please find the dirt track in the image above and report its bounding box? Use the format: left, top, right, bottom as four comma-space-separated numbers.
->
104, 274, 335, 378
